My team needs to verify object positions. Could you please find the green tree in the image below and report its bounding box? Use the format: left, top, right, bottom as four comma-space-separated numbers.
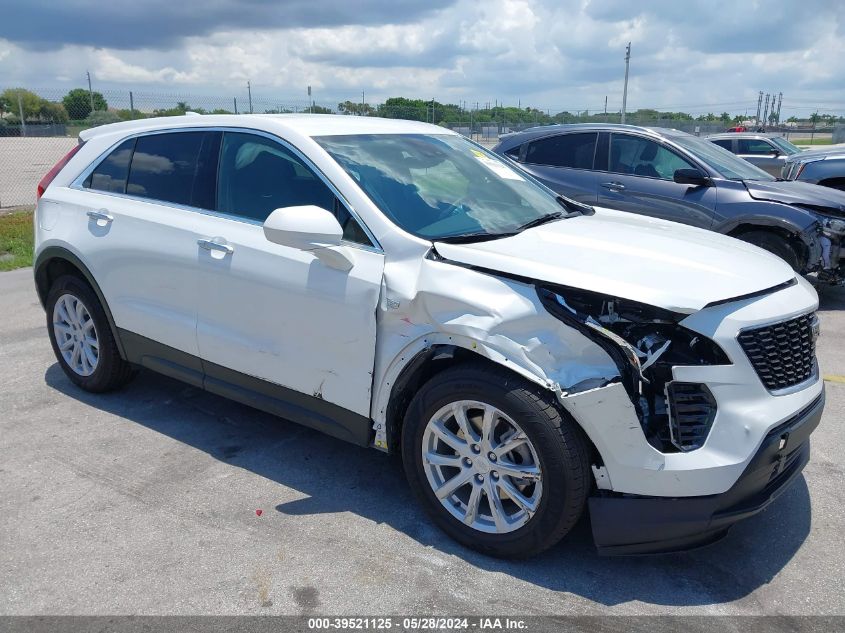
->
39, 101, 69, 123
62, 88, 108, 120
85, 110, 121, 127
338, 100, 374, 116
1, 88, 43, 119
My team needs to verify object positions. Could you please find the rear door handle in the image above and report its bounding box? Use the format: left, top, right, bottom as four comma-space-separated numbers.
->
86, 210, 113, 223
197, 238, 234, 255
601, 181, 626, 191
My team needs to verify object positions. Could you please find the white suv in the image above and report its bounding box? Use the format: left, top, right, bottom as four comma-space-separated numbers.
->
34, 115, 824, 557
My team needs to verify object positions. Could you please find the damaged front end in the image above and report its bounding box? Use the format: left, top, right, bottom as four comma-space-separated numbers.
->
813, 212, 845, 285
537, 286, 729, 453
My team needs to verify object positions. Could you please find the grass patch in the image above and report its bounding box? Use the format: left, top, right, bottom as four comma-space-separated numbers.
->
790, 138, 833, 145
0, 208, 35, 272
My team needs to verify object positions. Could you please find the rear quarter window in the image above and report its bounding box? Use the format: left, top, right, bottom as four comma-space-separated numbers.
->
710, 139, 733, 152
84, 138, 136, 193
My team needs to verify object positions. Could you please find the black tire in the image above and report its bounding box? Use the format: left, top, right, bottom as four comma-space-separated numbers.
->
401, 362, 591, 558
818, 178, 845, 192
46, 275, 136, 392
737, 229, 801, 271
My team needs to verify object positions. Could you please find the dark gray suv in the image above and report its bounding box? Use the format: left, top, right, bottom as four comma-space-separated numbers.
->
493, 124, 845, 283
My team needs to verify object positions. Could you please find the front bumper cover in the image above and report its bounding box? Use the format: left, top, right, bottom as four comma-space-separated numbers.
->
589, 388, 824, 555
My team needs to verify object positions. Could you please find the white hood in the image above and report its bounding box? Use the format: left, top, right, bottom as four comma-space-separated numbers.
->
434, 207, 795, 313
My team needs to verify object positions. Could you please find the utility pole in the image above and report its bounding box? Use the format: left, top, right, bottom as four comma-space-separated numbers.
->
620, 42, 631, 124
604, 95, 608, 122
776, 92, 783, 125
247, 81, 253, 113
755, 91, 763, 125
362, 90, 365, 116
86, 71, 94, 113
307, 85, 312, 114
129, 91, 134, 119
17, 94, 26, 137
233, 97, 238, 114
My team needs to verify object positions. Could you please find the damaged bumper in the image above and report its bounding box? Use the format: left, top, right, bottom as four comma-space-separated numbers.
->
589, 389, 823, 555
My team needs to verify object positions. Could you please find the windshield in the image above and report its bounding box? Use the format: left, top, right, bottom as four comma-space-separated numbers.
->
671, 134, 775, 181
770, 136, 801, 155
315, 133, 571, 240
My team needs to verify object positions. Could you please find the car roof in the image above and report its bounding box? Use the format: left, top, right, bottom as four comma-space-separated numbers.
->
706, 132, 785, 140
78, 113, 453, 142
494, 123, 690, 151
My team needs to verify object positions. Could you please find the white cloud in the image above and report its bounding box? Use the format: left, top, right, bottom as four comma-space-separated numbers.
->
0, 0, 842, 118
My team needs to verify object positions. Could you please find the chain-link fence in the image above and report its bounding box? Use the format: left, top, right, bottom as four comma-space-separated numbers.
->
2, 87, 841, 208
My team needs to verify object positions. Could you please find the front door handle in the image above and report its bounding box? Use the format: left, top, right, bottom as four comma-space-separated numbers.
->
86, 210, 113, 223
601, 181, 626, 191
197, 238, 234, 255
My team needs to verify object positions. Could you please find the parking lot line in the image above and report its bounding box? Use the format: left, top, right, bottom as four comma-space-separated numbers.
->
823, 374, 845, 384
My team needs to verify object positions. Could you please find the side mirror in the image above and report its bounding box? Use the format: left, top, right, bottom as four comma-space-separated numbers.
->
673, 168, 711, 187
263, 205, 355, 271
770, 149, 782, 156
264, 205, 343, 250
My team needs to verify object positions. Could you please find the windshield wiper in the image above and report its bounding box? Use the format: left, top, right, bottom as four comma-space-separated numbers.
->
435, 231, 517, 244
556, 195, 595, 216
515, 211, 566, 232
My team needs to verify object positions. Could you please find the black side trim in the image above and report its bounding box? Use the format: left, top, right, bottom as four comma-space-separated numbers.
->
120, 330, 204, 388
703, 277, 797, 308
34, 247, 127, 359
118, 329, 372, 447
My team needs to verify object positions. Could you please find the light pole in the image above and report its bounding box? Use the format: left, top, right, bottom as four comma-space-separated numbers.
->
621, 42, 631, 124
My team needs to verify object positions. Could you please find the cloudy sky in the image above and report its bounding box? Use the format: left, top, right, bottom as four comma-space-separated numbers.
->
0, 0, 843, 117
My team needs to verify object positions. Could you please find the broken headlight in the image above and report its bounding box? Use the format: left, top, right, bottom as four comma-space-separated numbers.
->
537, 285, 729, 453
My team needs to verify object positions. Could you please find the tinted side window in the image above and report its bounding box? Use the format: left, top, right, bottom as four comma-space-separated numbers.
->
217, 132, 371, 245
610, 135, 694, 179
127, 132, 218, 208
85, 138, 135, 193
524, 133, 597, 169
711, 139, 733, 151
737, 139, 775, 155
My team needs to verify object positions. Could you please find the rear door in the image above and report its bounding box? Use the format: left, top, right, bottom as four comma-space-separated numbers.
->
69, 130, 220, 360
596, 133, 717, 228
193, 130, 384, 423
515, 132, 599, 203
736, 138, 785, 176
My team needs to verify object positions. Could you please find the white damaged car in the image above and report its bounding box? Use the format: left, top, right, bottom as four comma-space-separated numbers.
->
34, 115, 824, 556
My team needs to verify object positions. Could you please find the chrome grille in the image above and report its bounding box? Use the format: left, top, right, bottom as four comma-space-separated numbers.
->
737, 313, 818, 392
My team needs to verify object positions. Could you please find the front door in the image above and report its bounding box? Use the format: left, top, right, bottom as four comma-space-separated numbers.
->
194, 131, 384, 428
597, 133, 718, 229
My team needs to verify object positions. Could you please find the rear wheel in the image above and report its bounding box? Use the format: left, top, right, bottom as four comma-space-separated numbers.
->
736, 229, 801, 271
401, 363, 590, 558
46, 275, 136, 392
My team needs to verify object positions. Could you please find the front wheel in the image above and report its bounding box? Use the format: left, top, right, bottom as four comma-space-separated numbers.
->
401, 363, 591, 558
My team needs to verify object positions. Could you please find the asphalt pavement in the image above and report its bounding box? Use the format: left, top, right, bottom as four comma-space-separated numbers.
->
1, 267, 843, 616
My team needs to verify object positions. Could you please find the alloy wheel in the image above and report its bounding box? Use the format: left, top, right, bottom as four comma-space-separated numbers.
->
421, 400, 543, 534
52, 293, 99, 377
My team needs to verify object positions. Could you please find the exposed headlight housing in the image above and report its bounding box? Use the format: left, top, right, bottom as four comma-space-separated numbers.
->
538, 285, 729, 453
